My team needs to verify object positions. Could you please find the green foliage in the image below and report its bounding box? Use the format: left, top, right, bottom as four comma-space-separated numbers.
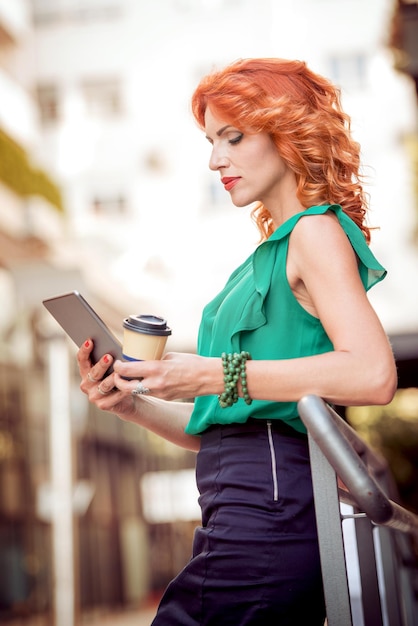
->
0, 127, 63, 212
348, 389, 418, 514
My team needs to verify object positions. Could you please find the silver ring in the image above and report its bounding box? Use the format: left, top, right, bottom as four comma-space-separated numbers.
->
87, 372, 99, 383
132, 381, 150, 396
97, 384, 112, 395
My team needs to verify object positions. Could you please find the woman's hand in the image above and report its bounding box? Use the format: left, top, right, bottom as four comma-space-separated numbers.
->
78, 339, 138, 419
112, 351, 224, 401
77, 339, 201, 451
78, 339, 222, 404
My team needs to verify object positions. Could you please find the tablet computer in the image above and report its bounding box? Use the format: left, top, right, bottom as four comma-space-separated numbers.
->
42, 290, 123, 372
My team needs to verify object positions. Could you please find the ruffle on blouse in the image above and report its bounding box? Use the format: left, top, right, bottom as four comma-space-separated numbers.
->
227, 204, 386, 343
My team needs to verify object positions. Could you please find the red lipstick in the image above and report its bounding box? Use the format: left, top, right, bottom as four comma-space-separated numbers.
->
221, 177, 240, 191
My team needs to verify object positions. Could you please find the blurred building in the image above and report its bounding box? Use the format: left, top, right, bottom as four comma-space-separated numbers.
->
0, 1, 199, 621
0, 0, 63, 619
25, 0, 418, 338
0, 0, 417, 623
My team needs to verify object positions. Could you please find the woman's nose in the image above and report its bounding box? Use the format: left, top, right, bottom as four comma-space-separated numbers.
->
209, 146, 229, 171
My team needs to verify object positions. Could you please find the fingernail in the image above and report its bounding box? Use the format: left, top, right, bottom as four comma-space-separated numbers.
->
104, 355, 110, 364
84, 340, 90, 348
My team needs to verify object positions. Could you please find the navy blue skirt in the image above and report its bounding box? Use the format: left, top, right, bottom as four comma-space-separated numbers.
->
151, 419, 326, 625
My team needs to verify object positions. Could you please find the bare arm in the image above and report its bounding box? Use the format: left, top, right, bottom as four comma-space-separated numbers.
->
248, 212, 397, 406
120, 394, 199, 451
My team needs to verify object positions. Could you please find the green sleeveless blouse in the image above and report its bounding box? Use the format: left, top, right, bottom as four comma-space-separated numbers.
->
185, 204, 386, 435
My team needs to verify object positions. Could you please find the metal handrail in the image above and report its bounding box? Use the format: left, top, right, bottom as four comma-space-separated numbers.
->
298, 395, 418, 540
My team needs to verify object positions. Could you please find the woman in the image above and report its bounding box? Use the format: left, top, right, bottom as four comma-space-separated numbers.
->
78, 58, 397, 625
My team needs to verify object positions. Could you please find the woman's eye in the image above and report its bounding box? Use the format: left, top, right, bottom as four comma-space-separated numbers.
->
229, 133, 243, 145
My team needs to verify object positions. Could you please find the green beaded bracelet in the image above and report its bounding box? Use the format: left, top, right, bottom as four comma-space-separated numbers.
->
218, 351, 252, 408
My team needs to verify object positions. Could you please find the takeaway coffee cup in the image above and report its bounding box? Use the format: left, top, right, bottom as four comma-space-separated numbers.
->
122, 314, 172, 361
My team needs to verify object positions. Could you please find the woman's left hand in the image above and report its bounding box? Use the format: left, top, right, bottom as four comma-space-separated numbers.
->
113, 352, 223, 401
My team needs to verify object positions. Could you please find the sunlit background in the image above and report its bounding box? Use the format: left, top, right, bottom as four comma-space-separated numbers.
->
0, 0, 417, 624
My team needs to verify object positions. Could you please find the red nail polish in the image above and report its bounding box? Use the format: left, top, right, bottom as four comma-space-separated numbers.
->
84, 340, 90, 348
104, 355, 109, 364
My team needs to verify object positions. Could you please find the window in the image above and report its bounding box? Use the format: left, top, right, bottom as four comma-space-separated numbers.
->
36, 84, 60, 124
32, 0, 121, 24
81, 79, 122, 118
328, 53, 368, 91
91, 194, 126, 217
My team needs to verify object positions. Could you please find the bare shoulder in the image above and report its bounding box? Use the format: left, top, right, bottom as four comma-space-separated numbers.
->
290, 210, 356, 266
293, 210, 345, 242
287, 210, 361, 315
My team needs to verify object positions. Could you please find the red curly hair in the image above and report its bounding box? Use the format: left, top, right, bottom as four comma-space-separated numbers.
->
191, 58, 370, 243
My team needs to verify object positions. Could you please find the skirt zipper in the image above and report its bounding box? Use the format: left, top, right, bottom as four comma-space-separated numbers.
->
267, 421, 279, 501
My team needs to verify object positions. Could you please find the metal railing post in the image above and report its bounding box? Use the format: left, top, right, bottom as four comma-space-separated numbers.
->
298, 394, 418, 626
354, 515, 384, 625
307, 433, 353, 625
